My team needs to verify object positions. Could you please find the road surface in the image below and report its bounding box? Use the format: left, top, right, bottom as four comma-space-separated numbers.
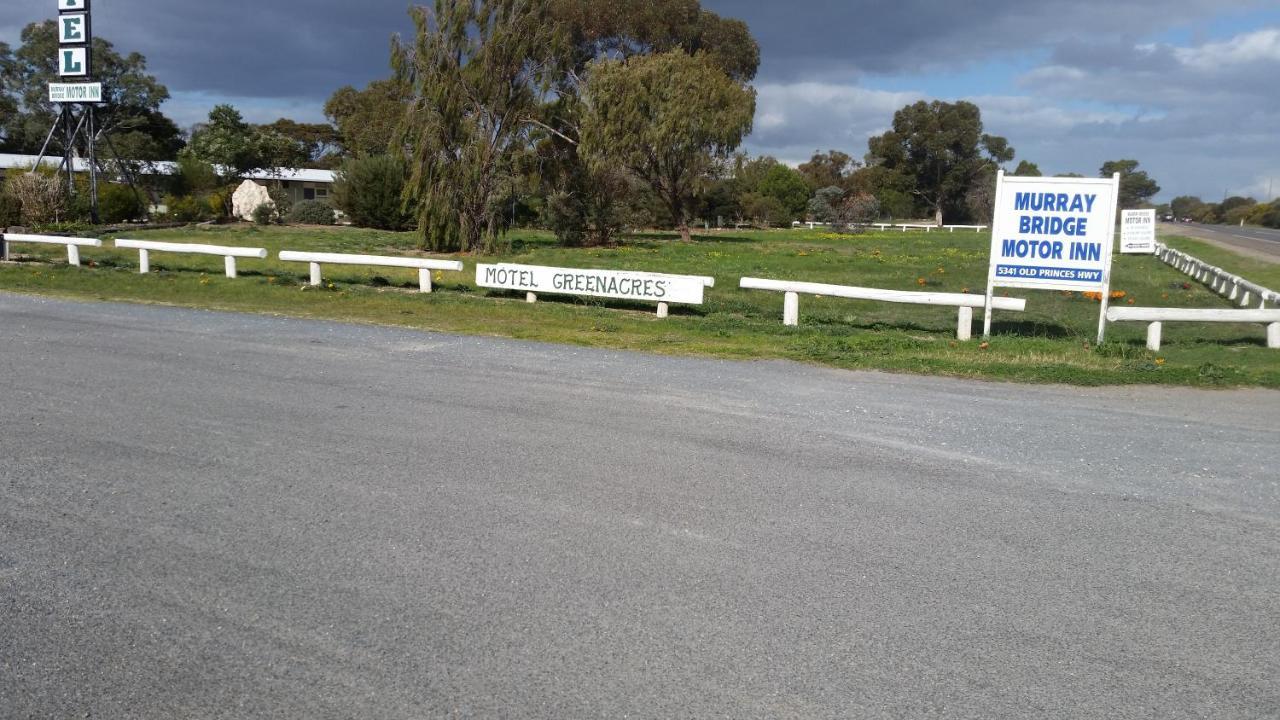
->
2, 293, 1278, 719
1160, 222, 1280, 262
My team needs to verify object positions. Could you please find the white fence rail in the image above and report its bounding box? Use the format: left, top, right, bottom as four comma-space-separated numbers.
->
1156, 244, 1278, 308
115, 239, 267, 278
943, 225, 989, 232
739, 277, 1026, 340
2, 233, 102, 266
278, 251, 464, 293
1107, 306, 1280, 350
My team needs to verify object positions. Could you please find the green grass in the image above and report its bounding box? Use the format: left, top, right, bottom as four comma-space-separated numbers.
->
2, 224, 1278, 388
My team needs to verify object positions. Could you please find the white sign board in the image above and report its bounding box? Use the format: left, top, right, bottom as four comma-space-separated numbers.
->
58, 13, 87, 43
984, 171, 1121, 343
60, 0, 89, 10
476, 263, 708, 305
58, 47, 88, 76
49, 82, 102, 102
987, 174, 1119, 292
1120, 209, 1157, 255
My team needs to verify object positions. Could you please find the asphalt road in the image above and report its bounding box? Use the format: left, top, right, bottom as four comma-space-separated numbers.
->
2, 292, 1279, 719
1161, 222, 1280, 261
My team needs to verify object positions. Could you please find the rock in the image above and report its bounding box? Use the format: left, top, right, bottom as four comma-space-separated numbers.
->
231, 180, 274, 222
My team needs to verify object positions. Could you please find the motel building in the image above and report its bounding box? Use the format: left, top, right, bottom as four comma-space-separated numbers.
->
0, 153, 336, 217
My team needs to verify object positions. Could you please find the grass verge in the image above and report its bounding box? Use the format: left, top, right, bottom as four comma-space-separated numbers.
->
2, 224, 1277, 388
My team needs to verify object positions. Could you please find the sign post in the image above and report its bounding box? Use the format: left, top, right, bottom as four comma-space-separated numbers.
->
982, 171, 1122, 345
1120, 209, 1157, 255
36, 0, 101, 221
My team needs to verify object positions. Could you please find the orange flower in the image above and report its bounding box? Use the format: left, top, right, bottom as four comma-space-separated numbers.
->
917, 277, 927, 286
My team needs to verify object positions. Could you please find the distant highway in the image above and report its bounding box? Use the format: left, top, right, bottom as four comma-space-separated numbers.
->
1159, 221, 1280, 261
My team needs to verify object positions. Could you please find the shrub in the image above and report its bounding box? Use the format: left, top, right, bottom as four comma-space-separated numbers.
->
98, 184, 146, 224
163, 194, 212, 222
332, 154, 413, 231
287, 200, 336, 225
0, 191, 22, 228
3, 172, 67, 225
252, 203, 275, 226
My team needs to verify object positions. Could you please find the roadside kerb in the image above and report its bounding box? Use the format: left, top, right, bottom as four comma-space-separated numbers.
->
115, 239, 267, 278
1, 233, 102, 266
1106, 305, 1280, 350
739, 277, 1027, 340
278, 251, 464, 293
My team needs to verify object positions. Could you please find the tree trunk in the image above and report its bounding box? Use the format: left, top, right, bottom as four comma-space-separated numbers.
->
935, 206, 944, 227
679, 223, 692, 242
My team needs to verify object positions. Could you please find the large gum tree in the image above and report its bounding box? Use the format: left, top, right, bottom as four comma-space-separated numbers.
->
581, 50, 755, 242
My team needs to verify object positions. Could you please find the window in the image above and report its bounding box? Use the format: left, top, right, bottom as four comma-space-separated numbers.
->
304, 188, 316, 201
316, 188, 328, 198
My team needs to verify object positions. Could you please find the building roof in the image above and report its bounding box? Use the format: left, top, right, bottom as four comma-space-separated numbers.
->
0, 153, 335, 184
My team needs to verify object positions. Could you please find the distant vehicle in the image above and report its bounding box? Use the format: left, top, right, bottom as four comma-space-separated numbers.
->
1162, 214, 1174, 222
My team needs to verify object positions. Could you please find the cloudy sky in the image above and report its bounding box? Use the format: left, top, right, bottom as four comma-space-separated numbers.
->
4, 0, 1279, 201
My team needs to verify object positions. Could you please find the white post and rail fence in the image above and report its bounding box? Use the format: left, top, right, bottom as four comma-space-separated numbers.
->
1155, 243, 1277, 309
278, 251, 464, 293
1, 233, 102, 266
739, 277, 1026, 340
114, 239, 268, 278
1106, 306, 1280, 351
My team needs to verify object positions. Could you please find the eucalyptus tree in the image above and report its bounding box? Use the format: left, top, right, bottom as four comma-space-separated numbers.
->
394, 0, 561, 253
581, 50, 756, 242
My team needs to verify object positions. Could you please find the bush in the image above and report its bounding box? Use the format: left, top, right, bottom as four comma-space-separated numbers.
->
252, 203, 275, 226
0, 191, 21, 228
287, 200, 336, 225
332, 154, 413, 231
98, 184, 146, 224
163, 194, 212, 222
3, 172, 67, 226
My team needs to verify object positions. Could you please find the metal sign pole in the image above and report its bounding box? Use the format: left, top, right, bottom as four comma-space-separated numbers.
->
982, 170, 1005, 338
1094, 172, 1122, 345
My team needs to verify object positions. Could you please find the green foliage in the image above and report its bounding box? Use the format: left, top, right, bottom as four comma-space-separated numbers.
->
867, 100, 1014, 224
739, 192, 787, 228
331, 154, 413, 231
582, 50, 755, 241
1100, 159, 1160, 209
808, 186, 845, 224
324, 80, 412, 159
1012, 160, 1042, 177
162, 194, 212, 223
252, 203, 275, 226
0, 189, 21, 227
97, 184, 146, 224
757, 164, 811, 221
394, 0, 560, 253
287, 200, 336, 226
259, 118, 341, 168
798, 151, 857, 191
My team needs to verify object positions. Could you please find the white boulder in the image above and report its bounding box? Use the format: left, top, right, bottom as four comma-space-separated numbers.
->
231, 179, 274, 221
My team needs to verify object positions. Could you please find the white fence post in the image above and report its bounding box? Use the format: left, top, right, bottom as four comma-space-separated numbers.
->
309, 262, 322, 286
957, 306, 973, 341
526, 292, 537, 303
1269, 323, 1280, 349
67, 245, 81, 267
657, 302, 669, 319
1146, 322, 1162, 352
138, 249, 150, 274
224, 256, 237, 279
783, 292, 799, 326
418, 268, 432, 293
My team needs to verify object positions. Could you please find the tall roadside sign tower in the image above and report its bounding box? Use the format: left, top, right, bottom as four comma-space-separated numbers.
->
35, 0, 104, 221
